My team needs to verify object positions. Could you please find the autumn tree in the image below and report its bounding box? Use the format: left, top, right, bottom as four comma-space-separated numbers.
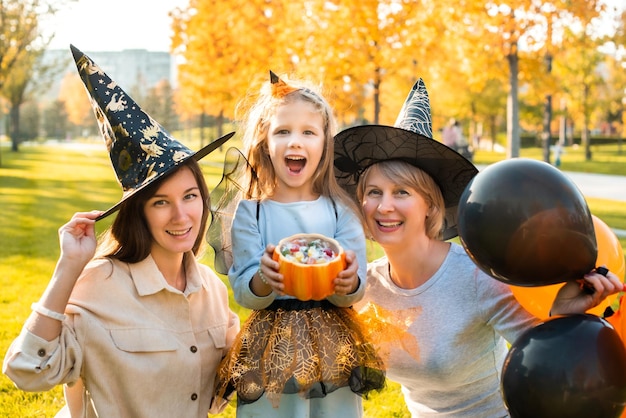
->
0, 0, 41, 91
554, 25, 606, 160
599, 6, 626, 153
452, 0, 605, 159
171, 0, 294, 145
42, 99, 69, 139
428, 1, 510, 145
171, 0, 453, 132
3, 50, 39, 151
3, 46, 64, 151
58, 70, 93, 134
0, 0, 72, 164
0, 0, 40, 164
287, 0, 451, 126
598, 53, 626, 142
143, 79, 178, 133
169, 0, 622, 152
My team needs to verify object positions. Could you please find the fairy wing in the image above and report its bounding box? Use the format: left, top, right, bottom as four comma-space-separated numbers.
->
207, 147, 253, 275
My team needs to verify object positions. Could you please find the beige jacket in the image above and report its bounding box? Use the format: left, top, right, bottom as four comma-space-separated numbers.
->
3, 254, 240, 418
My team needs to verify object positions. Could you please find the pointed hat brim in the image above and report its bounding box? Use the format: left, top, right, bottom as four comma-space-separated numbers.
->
95, 131, 235, 221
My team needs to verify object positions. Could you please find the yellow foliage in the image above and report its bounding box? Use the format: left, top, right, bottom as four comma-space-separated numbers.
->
170, 0, 624, 138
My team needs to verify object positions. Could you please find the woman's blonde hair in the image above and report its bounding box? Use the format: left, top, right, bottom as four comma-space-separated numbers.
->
357, 160, 445, 240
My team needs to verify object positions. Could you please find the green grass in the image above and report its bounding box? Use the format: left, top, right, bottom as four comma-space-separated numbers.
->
1, 140, 625, 417
473, 142, 626, 175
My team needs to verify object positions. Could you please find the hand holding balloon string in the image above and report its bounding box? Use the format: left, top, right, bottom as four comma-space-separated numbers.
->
551, 266, 624, 317
579, 266, 624, 294
455, 159, 625, 316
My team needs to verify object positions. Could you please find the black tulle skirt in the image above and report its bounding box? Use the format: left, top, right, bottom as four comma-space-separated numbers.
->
213, 299, 386, 408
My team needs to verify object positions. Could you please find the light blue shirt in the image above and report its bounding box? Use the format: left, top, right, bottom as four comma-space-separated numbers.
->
228, 196, 367, 310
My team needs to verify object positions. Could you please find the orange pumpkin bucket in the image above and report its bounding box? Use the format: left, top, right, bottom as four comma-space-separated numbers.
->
273, 233, 346, 301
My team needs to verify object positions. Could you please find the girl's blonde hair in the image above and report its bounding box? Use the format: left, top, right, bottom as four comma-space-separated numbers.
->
238, 73, 360, 218
357, 160, 445, 240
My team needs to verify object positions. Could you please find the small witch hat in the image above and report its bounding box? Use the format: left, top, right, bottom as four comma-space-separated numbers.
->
70, 44, 234, 220
270, 70, 300, 97
334, 78, 478, 240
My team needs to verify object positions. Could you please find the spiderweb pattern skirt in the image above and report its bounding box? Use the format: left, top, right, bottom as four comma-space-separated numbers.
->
213, 299, 386, 408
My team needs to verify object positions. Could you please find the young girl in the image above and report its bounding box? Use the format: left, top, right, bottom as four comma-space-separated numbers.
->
211, 71, 384, 417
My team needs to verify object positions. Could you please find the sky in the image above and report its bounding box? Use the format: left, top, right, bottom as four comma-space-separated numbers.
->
42, 0, 624, 53
42, 0, 190, 52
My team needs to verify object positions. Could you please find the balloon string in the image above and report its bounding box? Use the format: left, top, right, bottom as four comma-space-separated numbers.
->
578, 267, 626, 293
596, 266, 609, 276
593, 266, 626, 291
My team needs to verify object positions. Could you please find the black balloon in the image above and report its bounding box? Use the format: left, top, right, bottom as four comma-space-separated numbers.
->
457, 158, 597, 286
502, 314, 626, 418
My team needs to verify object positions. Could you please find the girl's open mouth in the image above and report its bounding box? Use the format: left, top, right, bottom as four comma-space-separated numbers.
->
286, 156, 306, 173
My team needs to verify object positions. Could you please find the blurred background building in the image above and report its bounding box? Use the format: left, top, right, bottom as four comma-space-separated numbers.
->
41, 49, 175, 102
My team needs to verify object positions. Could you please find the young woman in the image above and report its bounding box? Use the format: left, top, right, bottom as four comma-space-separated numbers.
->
2, 46, 239, 418
211, 71, 384, 417
334, 78, 623, 417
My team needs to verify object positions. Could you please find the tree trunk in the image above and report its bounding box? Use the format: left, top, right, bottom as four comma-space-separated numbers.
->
217, 109, 224, 138
490, 115, 497, 152
542, 53, 552, 164
583, 83, 591, 161
373, 66, 381, 125
10, 103, 20, 152
619, 97, 624, 155
216, 109, 224, 151
200, 112, 206, 148
559, 99, 567, 146
542, 94, 552, 163
506, 44, 520, 158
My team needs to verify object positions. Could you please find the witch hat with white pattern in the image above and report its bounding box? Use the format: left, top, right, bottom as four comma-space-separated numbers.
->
71, 45, 234, 220
334, 78, 477, 239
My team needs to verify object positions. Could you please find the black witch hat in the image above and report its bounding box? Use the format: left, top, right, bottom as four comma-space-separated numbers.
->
334, 78, 478, 239
71, 44, 234, 220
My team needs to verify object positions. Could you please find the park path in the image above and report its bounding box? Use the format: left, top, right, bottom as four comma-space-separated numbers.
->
563, 171, 626, 203
476, 164, 626, 237
563, 170, 626, 238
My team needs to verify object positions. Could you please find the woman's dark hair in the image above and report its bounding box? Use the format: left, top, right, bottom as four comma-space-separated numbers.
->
96, 159, 210, 263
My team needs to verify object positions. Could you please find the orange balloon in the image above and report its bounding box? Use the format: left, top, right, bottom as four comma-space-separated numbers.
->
607, 295, 626, 347
606, 294, 626, 418
595, 216, 626, 282
511, 215, 625, 319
